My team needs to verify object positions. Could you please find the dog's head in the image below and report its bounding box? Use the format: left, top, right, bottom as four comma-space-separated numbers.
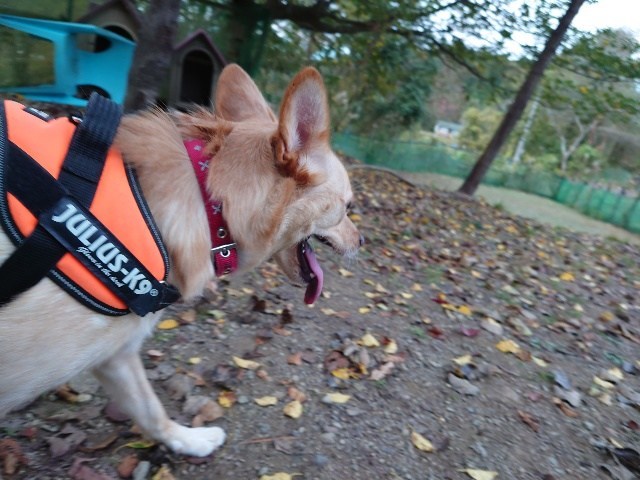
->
195, 64, 362, 304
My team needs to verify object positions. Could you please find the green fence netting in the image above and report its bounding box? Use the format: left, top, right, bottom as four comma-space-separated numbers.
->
333, 133, 640, 235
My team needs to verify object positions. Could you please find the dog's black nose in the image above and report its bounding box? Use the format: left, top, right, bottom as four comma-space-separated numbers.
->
359, 234, 365, 247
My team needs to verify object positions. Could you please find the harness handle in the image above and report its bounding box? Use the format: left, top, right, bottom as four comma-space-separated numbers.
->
0, 94, 179, 314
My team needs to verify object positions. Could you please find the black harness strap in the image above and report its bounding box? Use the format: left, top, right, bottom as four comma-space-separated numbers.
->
0, 93, 118, 308
0, 94, 179, 314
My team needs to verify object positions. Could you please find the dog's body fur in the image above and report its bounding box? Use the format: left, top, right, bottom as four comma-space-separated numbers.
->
0, 65, 361, 456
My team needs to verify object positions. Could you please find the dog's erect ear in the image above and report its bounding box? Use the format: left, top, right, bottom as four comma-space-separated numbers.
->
215, 64, 276, 122
277, 67, 329, 155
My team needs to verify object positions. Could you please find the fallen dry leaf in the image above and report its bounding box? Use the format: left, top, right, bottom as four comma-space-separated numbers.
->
322, 393, 351, 404
218, 390, 237, 408
259, 473, 302, 480
458, 468, 498, 480
0, 439, 27, 475
559, 272, 575, 281
382, 338, 398, 354
255, 396, 279, 407
370, 362, 395, 381
411, 431, 434, 453
68, 456, 113, 480
496, 339, 521, 354
287, 352, 303, 365
517, 410, 540, 432
233, 356, 261, 370
151, 464, 176, 480
157, 318, 179, 330
283, 400, 303, 419
116, 454, 139, 478
287, 387, 307, 403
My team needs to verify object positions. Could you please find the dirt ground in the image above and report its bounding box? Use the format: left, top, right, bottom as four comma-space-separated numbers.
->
1, 168, 639, 480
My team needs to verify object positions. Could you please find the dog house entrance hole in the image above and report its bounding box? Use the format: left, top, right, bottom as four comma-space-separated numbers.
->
180, 50, 214, 105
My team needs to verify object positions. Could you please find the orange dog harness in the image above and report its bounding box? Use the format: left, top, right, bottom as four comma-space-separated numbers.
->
0, 95, 179, 315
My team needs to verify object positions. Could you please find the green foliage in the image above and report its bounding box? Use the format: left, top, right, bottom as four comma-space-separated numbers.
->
458, 106, 504, 152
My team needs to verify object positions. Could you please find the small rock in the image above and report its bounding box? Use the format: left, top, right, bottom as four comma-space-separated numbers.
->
448, 373, 480, 396
165, 373, 194, 400
133, 460, 151, 480
554, 386, 582, 408
313, 454, 330, 468
321, 432, 336, 443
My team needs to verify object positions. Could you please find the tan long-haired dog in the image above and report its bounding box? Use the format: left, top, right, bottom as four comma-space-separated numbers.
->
0, 65, 362, 456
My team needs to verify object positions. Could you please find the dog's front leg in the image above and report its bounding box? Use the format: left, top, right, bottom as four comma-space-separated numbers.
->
93, 351, 225, 456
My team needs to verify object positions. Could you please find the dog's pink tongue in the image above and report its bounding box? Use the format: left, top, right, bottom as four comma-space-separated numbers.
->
299, 240, 324, 305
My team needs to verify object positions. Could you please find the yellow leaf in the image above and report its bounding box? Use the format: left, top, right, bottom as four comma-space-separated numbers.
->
411, 283, 423, 291
119, 440, 156, 450
599, 311, 615, 322
349, 213, 362, 222
358, 333, 380, 347
383, 339, 398, 354
453, 354, 473, 366
321, 308, 336, 316
218, 391, 236, 408
358, 307, 371, 314
323, 393, 351, 404
505, 225, 519, 235
400, 292, 414, 299
254, 396, 278, 407
233, 356, 261, 370
260, 474, 302, 480
157, 319, 179, 330
151, 465, 175, 480
560, 272, 575, 282
609, 438, 624, 449
411, 431, 434, 452
496, 339, 521, 354
363, 279, 376, 286
459, 469, 498, 480
364, 292, 378, 298
208, 309, 226, 319
532, 356, 548, 368
441, 303, 457, 311
458, 305, 472, 316
375, 283, 389, 293
593, 376, 615, 389
339, 268, 354, 277
331, 368, 354, 380
283, 400, 303, 419
606, 367, 624, 382
188, 357, 201, 365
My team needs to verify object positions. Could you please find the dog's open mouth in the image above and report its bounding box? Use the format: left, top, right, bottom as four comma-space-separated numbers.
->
297, 238, 324, 305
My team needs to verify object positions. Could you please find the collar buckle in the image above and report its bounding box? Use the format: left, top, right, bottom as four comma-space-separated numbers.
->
211, 243, 237, 258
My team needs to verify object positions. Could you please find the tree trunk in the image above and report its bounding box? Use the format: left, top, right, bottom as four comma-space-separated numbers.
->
559, 117, 599, 171
510, 94, 540, 166
123, 0, 181, 113
458, 0, 587, 195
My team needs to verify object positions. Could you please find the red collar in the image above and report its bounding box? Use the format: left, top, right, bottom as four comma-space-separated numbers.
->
184, 139, 238, 276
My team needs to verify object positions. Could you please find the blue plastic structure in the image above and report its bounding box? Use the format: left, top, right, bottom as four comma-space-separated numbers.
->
0, 14, 135, 106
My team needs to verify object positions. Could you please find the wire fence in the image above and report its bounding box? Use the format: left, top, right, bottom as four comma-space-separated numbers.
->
333, 133, 640, 234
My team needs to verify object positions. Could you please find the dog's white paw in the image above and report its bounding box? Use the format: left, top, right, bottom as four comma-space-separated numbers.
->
165, 424, 226, 457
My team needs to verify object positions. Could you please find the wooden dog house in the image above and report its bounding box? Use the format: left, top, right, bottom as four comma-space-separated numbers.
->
80, 0, 227, 107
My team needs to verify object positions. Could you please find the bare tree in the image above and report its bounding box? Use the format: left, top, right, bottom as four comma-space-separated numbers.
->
458, 0, 587, 195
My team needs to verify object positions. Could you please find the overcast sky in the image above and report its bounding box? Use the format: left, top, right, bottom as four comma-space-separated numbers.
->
573, 0, 640, 39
